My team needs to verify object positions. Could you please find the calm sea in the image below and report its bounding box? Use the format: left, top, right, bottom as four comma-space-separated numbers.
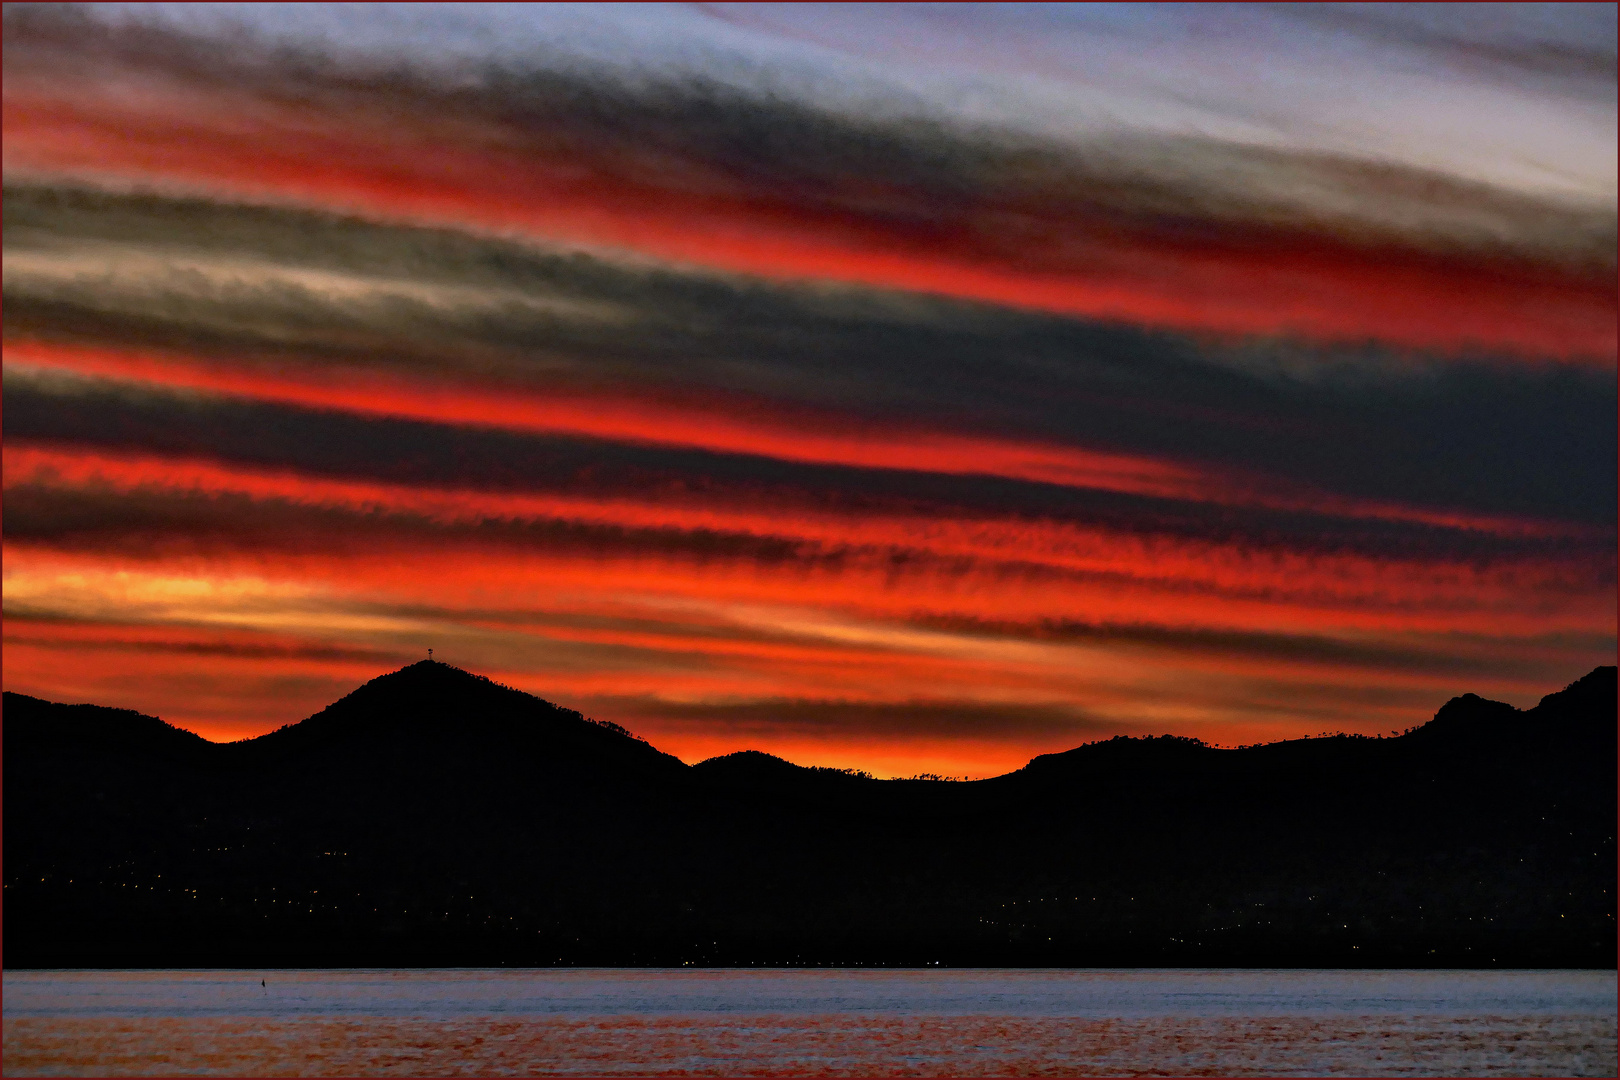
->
4, 968, 1614, 1076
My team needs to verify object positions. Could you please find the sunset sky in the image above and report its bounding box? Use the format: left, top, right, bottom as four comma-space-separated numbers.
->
3, 2, 1615, 778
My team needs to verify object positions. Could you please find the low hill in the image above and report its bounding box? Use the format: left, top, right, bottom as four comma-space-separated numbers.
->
3, 664, 1613, 967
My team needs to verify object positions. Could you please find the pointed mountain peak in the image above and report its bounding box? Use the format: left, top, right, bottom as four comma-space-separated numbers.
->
294, 659, 540, 728
252, 661, 674, 767
353, 658, 497, 696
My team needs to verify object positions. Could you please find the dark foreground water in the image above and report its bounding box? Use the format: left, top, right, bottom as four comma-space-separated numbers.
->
3, 968, 1614, 1076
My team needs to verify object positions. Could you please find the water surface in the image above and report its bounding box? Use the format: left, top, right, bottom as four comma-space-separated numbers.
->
5, 968, 1614, 1076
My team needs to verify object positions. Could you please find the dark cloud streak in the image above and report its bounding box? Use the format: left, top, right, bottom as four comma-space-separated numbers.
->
5, 184, 1615, 526
909, 613, 1614, 681
7, 372, 1609, 568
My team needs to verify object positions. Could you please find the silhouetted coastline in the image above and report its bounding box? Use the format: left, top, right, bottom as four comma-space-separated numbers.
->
4, 663, 1613, 968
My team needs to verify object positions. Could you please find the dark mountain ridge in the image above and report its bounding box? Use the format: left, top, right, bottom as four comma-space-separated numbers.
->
4, 663, 1614, 967
224, 661, 686, 782
5, 695, 214, 758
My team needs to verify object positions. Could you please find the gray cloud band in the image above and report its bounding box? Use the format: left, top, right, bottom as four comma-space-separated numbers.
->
5, 4, 1614, 267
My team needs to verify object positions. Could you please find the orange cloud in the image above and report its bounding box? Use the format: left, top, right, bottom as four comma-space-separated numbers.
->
8, 442, 1609, 640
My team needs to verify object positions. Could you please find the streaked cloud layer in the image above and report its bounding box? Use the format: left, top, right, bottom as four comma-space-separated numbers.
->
3, 3, 1614, 776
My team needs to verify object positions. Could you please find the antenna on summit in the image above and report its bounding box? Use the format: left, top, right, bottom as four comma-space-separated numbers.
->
428, 649, 434, 662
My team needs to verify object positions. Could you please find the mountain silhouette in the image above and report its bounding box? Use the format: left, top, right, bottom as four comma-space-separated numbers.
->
230, 660, 686, 780
4, 664, 1613, 967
